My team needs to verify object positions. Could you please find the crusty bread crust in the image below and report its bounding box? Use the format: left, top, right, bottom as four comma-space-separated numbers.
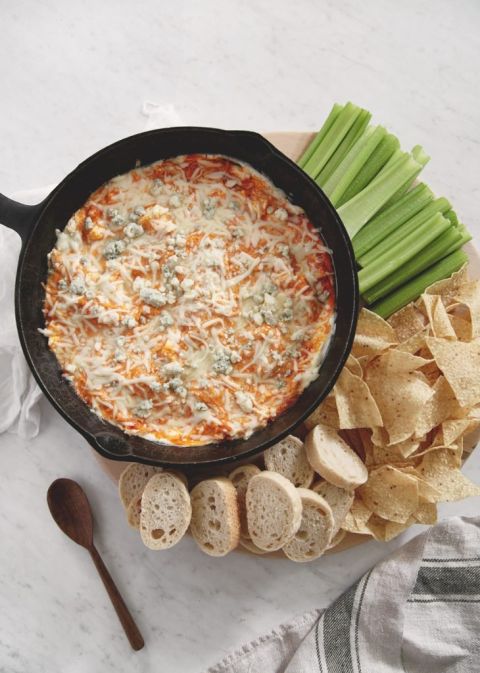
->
239, 536, 270, 555
229, 464, 261, 539
126, 495, 142, 529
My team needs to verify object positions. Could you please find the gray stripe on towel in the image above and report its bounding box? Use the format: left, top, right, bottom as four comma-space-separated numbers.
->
322, 582, 356, 673
413, 565, 480, 596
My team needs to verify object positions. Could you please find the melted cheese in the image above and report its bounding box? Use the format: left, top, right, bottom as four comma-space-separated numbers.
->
43, 154, 335, 446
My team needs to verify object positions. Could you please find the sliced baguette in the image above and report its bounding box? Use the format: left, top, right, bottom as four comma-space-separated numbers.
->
283, 489, 334, 562
305, 424, 368, 489
190, 478, 240, 557
118, 463, 162, 509
311, 481, 354, 536
140, 472, 191, 550
126, 494, 142, 529
246, 471, 302, 551
126, 469, 188, 530
239, 536, 270, 555
264, 435, 314, 488
229, 464, 261, 538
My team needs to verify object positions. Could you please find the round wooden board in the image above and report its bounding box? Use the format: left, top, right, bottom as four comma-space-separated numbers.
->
93, 131, 480, 559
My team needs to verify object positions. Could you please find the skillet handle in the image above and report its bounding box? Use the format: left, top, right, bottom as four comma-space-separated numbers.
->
0, 193, 40, 244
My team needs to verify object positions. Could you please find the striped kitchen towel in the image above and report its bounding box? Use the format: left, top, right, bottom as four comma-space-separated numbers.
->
207, 517, 480, 673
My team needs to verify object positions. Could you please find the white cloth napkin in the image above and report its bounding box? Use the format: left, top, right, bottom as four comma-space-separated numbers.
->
206, 516, 480, 673
0, 103, 182, 440
0, 221, 44, 438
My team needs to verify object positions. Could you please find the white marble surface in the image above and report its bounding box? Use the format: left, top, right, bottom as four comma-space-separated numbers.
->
1, 1, 480, 671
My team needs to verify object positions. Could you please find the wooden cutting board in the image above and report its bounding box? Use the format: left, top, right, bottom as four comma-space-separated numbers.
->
93, 131, 480, 557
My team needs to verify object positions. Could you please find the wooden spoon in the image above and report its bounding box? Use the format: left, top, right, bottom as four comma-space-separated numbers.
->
47, 478, 145, 651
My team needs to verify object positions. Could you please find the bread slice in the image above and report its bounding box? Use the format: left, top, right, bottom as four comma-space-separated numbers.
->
126, 495, 142, 529
190, 478, 240, 556
305, 424, 368, 489
264, 435, 314, 488
229, 464, 261, 538
312, 481, 354, 536
239, 536, 270, 555
118, 463, 162, 509
246, 471, 302, 551
125, 469, 188, 530
283, 489, 334, 562
139, 472, 191, 550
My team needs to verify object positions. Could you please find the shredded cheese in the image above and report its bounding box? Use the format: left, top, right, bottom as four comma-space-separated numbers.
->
43, 154, 335, 446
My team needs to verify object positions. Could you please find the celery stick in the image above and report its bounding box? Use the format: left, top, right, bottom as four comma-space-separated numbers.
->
358, 213, 451, 293
336, 133, 400, 207
316, 109, 371, 185
357, 196, 451, 268
371, 250, 469, 319
323, 126, 387, 206
337, 152, 422, 239
298, 104, 343, 168
445, 224, 471, 253
352, 183, 433, 258
444, 209, 459, 228
378, 145, 430, 212
303, 102, 361, 178
411, 145, 430, 166
363, 227, 462, 304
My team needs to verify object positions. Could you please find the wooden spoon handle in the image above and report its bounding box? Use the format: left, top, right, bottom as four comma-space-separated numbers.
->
89, 545, 145, 651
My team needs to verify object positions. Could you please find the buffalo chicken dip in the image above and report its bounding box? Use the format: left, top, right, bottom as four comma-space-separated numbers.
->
42, 155, 335, 445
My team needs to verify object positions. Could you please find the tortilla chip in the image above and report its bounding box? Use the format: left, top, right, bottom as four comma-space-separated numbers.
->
417, 360, 441, 386
393, 436, 424, 458
440, 419, 473, 446
397, 467, 442, 502
424, 264, 469, 306
341, 498, 372, 534
334, 367, 383, 430
365, 350, 433, 444
452, 280, 480, 339
367, 514, 415, 541
397, 331, 427, 355
371, 443, 404, 466
371, 426, 389, 447
345, 353, 363, 378
414, 376, 462, 438
417, 449, 480, 501
358, 466, 419, 523
388, 302, 426, 341
358, 429, 376, 467
412, 502, 437, 525
421, 294, 457, 339
352, 308, 397, 360
448, 312, 473, 341
426, 337, 480, 408
305, 393, 339, 430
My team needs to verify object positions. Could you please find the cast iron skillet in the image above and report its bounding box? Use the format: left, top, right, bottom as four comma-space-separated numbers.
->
0, 127, 358, 470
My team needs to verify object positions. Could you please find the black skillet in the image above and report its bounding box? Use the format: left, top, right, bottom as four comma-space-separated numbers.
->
0, 127, 358, 470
